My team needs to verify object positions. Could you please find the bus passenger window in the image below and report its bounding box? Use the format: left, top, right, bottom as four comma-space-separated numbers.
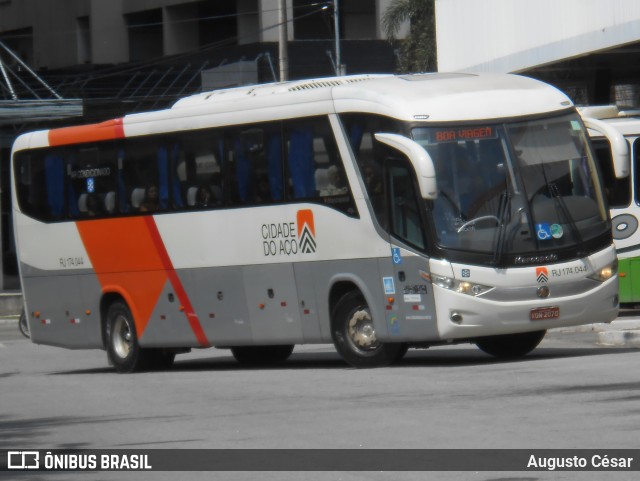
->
318, 165, 348, 196
15, 151, 50, 222
225, 124, 283, 206
67, 144, 118, 220
287, 126, 316, 199
138, 185, 161, 212
176, 133, 225, 210
194, 186, 215, 208
284, 117, 356, 217
45, 153, 66, 219
78, 192, 105, 217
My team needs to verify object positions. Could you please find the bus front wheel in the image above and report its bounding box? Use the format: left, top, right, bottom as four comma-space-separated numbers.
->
106, 301, 153, 373
332, 291, 405, 368
475, 330, 547, 359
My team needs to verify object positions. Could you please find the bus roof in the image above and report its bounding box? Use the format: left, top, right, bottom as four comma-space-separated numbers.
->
14, 73, 574, 151
170, 72, 573, 123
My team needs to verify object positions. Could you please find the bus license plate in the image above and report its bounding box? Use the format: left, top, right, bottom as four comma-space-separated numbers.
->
530, 306, 560, 321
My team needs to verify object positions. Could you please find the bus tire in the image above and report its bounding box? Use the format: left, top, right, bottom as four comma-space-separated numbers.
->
230, 345, 294, 365
18, 310, 30, 339
331, 290, 404, 368
475, 330, 546, 359
106, 300, 152, 373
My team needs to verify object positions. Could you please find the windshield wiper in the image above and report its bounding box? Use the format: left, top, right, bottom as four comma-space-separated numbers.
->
548, 182, 585, 256
492, 191, 511, 267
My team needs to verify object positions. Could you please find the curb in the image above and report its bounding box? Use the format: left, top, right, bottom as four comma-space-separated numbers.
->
550, 317, 640, 348
0, 292, 23, 317
598, 330, 640, 347
592, 317, 640, 347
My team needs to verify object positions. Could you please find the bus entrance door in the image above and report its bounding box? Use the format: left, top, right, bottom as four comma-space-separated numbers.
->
385, 245, 438, 341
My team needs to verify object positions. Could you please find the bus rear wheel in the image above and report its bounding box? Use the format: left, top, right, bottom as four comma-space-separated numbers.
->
475, 330, 547, 359
106, 301, 153, 373
332, 291, 404, 368
230, 345, 294, 365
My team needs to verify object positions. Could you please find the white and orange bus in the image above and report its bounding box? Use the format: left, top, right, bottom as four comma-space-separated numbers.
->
11, 73, 628, 372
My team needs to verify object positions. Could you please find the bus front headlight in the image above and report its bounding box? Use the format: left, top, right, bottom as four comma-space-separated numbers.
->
588, 260, 618, 282
432, 275, 494, 297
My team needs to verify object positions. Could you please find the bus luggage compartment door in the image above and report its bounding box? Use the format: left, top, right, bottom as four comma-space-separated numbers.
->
243, 263, 304, 344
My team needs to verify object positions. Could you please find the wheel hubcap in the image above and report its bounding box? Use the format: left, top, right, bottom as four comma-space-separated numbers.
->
112, 315, 132, 359
347, 308, 379, 351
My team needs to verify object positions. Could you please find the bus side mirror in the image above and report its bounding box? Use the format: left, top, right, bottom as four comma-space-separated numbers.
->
582, 117, 630, 179
374, 133, 437, 200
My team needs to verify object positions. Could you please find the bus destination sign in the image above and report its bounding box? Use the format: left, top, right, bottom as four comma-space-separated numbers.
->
433, 126, 496, 143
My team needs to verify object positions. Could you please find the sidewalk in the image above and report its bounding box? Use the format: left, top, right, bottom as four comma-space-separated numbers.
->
0, 314, 25, 342
549, 310, 640, 347
0, 315, 20, 325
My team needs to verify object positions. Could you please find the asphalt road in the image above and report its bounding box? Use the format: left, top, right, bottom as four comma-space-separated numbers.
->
1, 320, 639, 481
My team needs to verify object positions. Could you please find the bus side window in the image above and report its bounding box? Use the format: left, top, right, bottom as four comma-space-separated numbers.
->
157, 144, 181, 211
287, 124, 316, 199
633, 138, 640, 207
244, 126, 283, 204
234, 135, 252, 204
264, 131, 284, 202
341, 113, 402, 225
388, 159, 426, 250
15, 151, 49, 222
45, 152, 66, 220
165, 143, 185, 210
284, 117, 356, 216
70, 144, 118, 219
224, 124, 283, 207
178, 130, 225, 209
115, 149, 129, 214
592, 139, 631, 208
123, 140, 161, 213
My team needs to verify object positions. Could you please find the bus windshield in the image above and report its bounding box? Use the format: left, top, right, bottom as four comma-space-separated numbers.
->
412, 113, 609, 263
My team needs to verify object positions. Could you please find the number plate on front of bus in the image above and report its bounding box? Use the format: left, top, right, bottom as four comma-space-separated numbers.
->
530, 306, 560, 321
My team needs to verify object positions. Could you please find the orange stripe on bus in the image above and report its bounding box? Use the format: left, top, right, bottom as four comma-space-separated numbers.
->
76, 218, 167, 338
77, 217, 209, 346
143, 217, 210, 347
49, 118, 125, 147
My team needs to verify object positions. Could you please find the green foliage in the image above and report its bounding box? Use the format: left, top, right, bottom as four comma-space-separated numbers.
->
382, 0, 437, 73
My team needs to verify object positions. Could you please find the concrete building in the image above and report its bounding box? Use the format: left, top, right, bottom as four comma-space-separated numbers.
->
435, 0, 640, 105
0, 0, 400, 76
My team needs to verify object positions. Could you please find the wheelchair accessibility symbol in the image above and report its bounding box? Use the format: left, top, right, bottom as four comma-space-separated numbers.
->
536, 223, 551, 241
392, 247, 403, 265
536, 223, 563, 241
